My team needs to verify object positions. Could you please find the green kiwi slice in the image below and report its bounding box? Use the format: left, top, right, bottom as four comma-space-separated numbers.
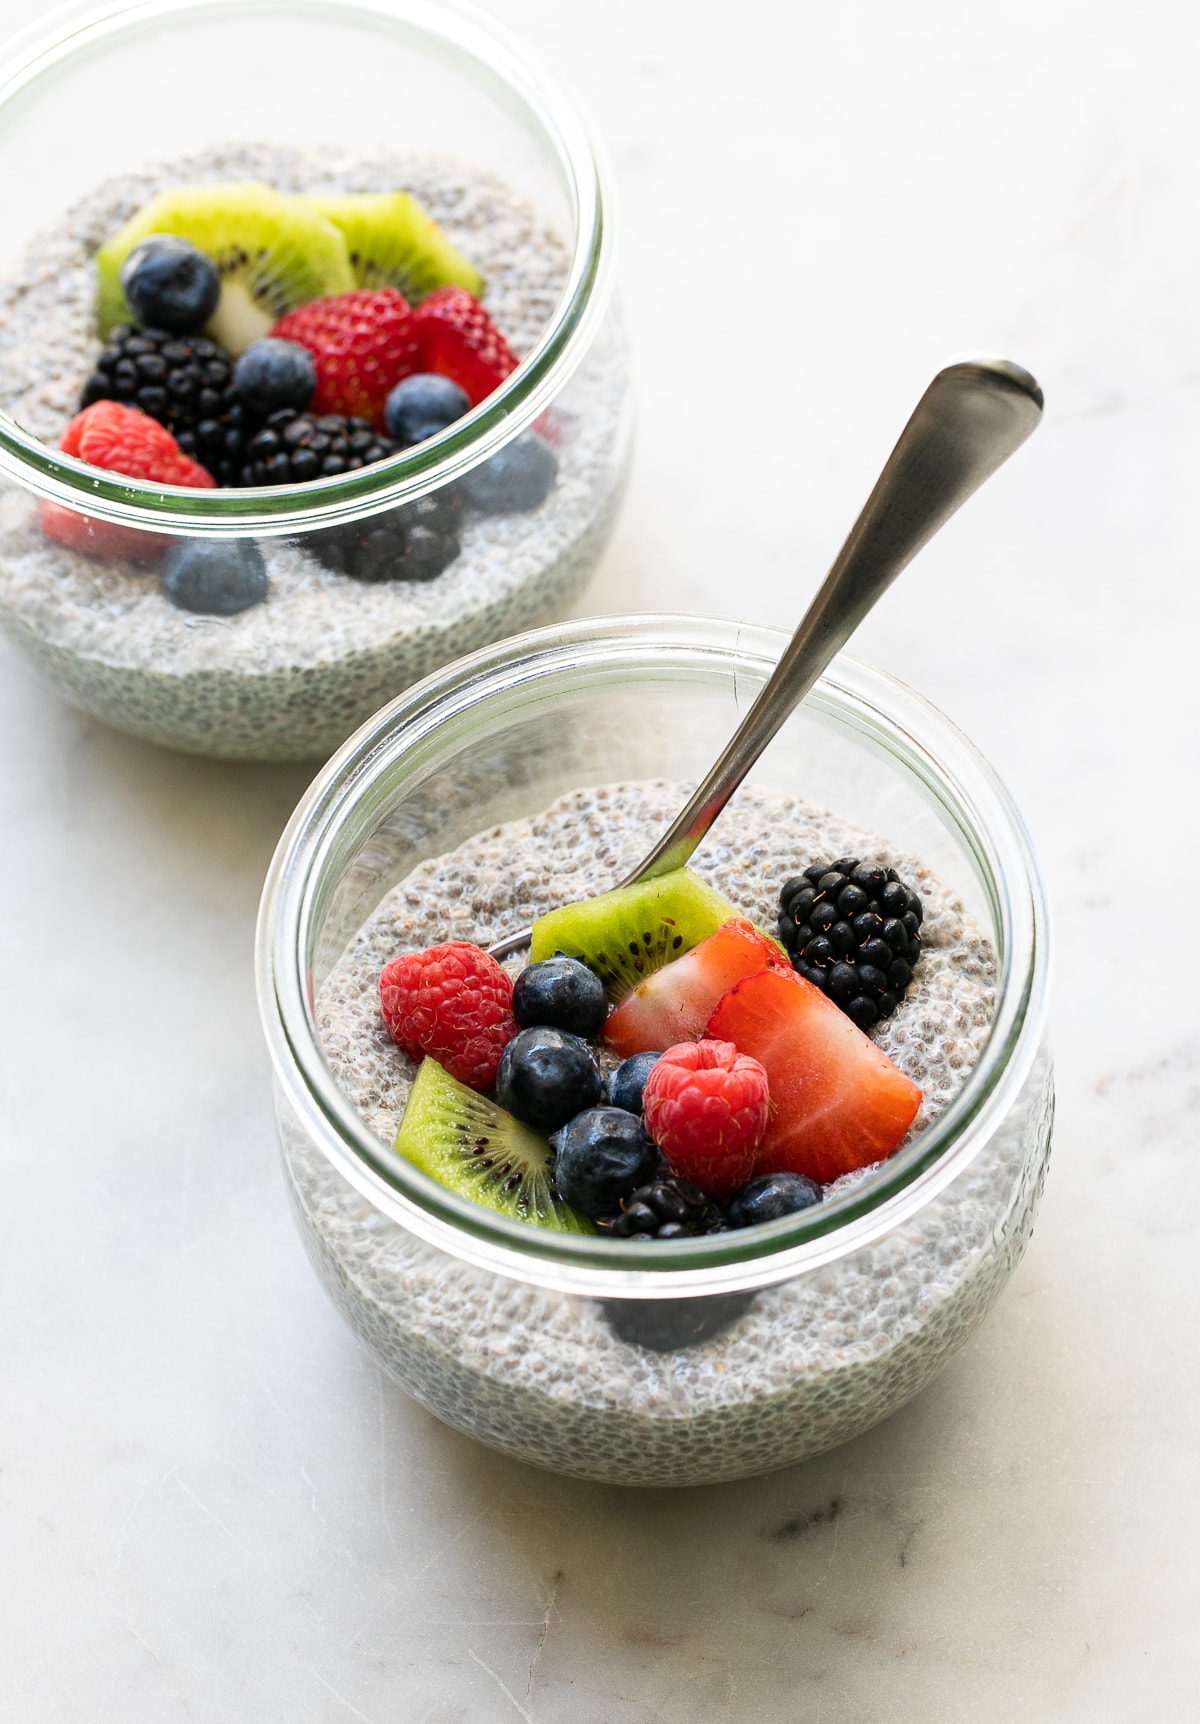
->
530, 868, 741, 1003
302, 191, 484, 302
395, 1058, 594, 1234
96, 181, 355, 351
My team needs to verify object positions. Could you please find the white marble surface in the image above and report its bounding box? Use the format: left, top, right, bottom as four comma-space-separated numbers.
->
2, 1, 1197, 1718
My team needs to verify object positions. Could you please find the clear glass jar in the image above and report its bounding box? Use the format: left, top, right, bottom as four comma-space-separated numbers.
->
257, 616, 1053, 1487
0, 0, 628, 761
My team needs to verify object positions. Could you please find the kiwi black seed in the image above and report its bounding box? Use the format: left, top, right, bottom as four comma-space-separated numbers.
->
528, 867, 742, 1003
393, 1057, 594, 1234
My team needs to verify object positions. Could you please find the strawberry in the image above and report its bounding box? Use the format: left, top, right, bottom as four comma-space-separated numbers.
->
604, 918, 790, 1061
271, 288, 419, 427
642, 1039, 770, 1198
380, 941, 519, 1093
410, 286, 518, 406
40, 401, 215, 563
707, 968, 921, 1185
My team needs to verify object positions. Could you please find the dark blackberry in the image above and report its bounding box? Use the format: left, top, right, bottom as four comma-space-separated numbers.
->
300, 486, 463, 583
595, 1169, 729, 1241
80, 325, 253, 486
241, 409, 398, 486
601, 1290, 756, 1352
778, 857, 924, 1031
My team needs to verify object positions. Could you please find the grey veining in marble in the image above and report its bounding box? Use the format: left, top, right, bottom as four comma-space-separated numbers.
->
3, 0, 1198, 1718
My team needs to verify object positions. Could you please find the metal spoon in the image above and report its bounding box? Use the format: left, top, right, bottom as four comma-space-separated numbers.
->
490, 355, 1043, 961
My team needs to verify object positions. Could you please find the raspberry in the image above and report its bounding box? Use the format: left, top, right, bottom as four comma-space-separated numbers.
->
271, 288, 420, 427
380, 942, 519, 1093
40, 400, 215, 562
641, 1040, 770, 1199
410, 286, 518, 406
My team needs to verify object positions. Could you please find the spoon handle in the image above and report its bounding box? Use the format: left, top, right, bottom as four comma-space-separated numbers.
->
621, 356, 1044, 885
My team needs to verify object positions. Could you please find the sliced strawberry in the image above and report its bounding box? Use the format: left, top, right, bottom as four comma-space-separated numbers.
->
604, 917, 788, 1061
271, 288, 419, 428
707, 967, 921, 1184
410, 286, 518, 406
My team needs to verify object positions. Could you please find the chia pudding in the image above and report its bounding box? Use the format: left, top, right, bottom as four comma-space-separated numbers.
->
0, 144, 629, 761
280, 780, 1053, 1486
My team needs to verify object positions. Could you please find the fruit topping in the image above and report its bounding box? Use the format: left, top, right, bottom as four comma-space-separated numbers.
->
241, 410, 397, 485
119, 236, 221, 335
551, 1107, 659, 1218
601, 1289, 754, 1350
81, 326, 250, 485
460, 434, 559, 515
511, 957, 608, 1040
595, 1171, 729, 1240
707, 967, 921, 1184
232, 337, 317, 415
394, 1058, 592, 1234
604, 1051, 662, 1115
409, 285, 518, 406
160, 538, 268, 616
728, 1172, 822, 1229
380, 941, 518, 1093
40, 401, 215, 562
530, 867, 741, 1004
270, 287, 419, 426
778, 858, 924, 1029
97, 182, 356, 352
641, 1040, 769, 1198
302, 191, 484, 302
494, 1025, 602, 1134
384, 372, 470, 445
300, 489, 462, 583
604, 915, 787, 1060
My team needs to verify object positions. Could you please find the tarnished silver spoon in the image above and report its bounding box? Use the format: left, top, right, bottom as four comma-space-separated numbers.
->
490, 356, 1043, 961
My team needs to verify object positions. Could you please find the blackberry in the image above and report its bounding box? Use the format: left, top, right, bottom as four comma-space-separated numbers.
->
241, 410, 398, 486
595, 1169, 729, 1241
778, 857, 924, 1031
80, 325, 253, 486
300, 487, 463, 583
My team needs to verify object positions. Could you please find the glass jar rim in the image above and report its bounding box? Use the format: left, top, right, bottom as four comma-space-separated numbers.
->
256, 614, 1052, 1298
0, 0, 615, 535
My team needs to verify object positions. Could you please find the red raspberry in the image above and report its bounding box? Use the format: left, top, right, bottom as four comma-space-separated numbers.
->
642, 1039, 770, 1199
40, 400, 216, 562
271, 288, 419, 427
380, 942, 519, 1093
410, 286, 518, 407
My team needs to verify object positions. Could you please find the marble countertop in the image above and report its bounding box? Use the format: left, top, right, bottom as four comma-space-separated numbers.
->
3, 1, 1196, 1718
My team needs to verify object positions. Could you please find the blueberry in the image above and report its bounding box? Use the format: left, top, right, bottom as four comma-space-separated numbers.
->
552, 1107, 659, 1218
385, 372, 470, 445
495, 1026, 601, 1134
160, 539, 268, 616
120, 236, 221, 336
461, 434, 558, 514
233, 338, 316, 414
728, 1173, 822, 1229
605, 1052, 662, 1116
512, 957, 607, 1039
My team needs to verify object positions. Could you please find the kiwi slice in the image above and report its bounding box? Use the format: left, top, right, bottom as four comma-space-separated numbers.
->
530, 868, 741, 1003
302, 191, 484, 302
96, 182, 355, 351
395, 1058, 594, 1234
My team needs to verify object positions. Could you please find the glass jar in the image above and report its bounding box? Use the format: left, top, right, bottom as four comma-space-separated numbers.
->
0, 0, 628, 761
257, 616, 1053, 1486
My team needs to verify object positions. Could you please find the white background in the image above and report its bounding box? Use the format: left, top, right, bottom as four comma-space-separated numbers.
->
3, 1, 1198, 1718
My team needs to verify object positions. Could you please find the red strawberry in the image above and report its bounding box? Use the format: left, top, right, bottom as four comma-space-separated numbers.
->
642, 1040, 770, 1198
707, 968, 921, 1185
380, 941, 519, 1093
410, 286, 518, 406
40, 401, 215, 562
271, 288, 419, 427
604, 918, 790, 1061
